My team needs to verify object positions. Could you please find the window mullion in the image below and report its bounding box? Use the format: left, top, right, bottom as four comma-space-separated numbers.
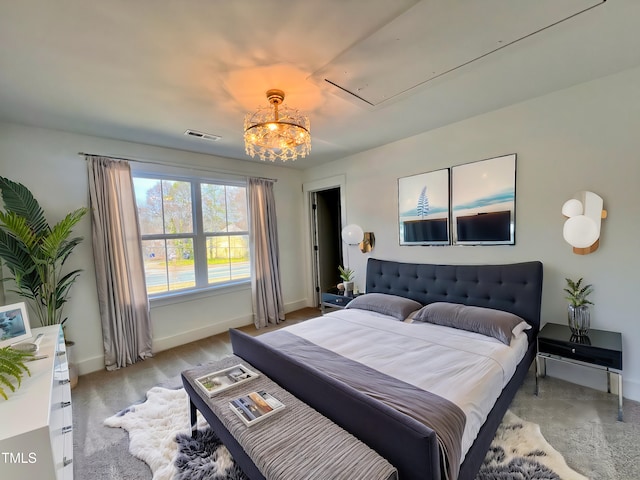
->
193, 181, 208, 287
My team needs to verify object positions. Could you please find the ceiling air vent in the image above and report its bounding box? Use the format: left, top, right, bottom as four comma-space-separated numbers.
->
184, 129, 222, 142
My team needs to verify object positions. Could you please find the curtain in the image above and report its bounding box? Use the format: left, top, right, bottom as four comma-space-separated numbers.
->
249, 178, 284, 328
87, 156, 153, 370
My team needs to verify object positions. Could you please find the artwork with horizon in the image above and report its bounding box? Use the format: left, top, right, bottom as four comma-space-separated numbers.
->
398, 168, 450, 245
451, 154, 516, 245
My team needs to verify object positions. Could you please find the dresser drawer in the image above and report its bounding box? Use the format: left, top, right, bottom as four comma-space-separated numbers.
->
538, 338, 622, 369
0, 325, 73, 480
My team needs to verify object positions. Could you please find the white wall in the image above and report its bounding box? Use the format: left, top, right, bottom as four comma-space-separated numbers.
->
303, 66, 640, 402
0, 124, 307, 374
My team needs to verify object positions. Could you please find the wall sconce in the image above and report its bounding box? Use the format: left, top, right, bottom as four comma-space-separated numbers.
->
341, 224, 375, 253
341, 224, 364, 245
360, 232, 375, 253
562, 191, 607, 255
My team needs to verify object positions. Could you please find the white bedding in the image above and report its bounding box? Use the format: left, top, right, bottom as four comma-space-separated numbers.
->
281, 308, 529, 462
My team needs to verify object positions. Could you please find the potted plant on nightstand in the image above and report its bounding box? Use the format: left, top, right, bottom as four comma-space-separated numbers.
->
564, 277, 593, 336
338, 265, 355, 297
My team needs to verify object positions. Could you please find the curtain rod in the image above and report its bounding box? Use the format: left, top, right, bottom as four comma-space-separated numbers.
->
78, 152, 278, 183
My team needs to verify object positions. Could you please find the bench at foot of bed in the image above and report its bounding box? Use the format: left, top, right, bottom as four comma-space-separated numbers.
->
181, 355, 398, 480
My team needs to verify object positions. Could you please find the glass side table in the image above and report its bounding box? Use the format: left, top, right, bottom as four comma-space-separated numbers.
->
535, 322, 623, 421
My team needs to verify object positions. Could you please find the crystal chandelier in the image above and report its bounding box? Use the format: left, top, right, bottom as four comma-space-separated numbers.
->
244, 89, 311, 162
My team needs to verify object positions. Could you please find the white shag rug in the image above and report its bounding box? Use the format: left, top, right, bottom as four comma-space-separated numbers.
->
104, 387, 217, 480
105, 386, 589, 480
476, 410, 589, 480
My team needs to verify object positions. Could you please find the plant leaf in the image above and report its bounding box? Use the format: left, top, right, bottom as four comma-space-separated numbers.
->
0, 176, 49, 237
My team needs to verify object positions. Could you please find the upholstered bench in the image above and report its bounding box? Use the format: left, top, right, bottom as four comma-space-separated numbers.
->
182, 355, 398, 480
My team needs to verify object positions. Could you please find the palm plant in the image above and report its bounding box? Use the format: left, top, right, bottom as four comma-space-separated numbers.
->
0, 176, 87, 327
0, 347, 31, 400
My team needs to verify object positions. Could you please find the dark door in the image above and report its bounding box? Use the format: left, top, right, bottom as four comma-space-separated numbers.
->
311, 188, 342, 306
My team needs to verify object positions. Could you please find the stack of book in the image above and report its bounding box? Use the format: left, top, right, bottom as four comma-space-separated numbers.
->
194, 363, 285, 427
229, 390, 285, 426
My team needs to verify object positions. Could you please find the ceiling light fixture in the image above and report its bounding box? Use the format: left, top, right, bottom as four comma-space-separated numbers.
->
244, 89, 311, 162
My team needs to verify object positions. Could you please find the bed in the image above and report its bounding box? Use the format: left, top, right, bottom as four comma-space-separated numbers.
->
230, 258, 543, 480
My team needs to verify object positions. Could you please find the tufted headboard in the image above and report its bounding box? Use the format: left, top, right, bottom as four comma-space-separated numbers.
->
365, 258, 543, 332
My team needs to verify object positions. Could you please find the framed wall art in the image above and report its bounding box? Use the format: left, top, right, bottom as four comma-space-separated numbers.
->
451, 153, 516, 245
398, 168, 450, 245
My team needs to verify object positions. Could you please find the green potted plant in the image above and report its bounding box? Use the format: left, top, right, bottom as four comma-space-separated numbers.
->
564, 277, 593, 336
338, 265, 355, 296
0, 177, 87, 393
0, 176, 87, 328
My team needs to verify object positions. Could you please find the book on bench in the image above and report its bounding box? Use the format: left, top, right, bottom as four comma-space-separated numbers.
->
229, 390, 285, 427
194, 364, 259, 397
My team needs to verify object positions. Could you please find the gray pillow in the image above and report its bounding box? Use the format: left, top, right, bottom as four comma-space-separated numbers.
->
345, 293, 423, 320
412, 302, 526, 345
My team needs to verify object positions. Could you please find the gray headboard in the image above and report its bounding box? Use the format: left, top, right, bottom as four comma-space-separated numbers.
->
365, 258, 543, 331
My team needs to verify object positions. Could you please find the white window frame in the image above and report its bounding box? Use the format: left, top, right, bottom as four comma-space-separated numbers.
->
132, 172, 250, 302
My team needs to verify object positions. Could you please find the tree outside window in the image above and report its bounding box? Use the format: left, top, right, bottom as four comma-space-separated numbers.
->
133, 176, 249, 296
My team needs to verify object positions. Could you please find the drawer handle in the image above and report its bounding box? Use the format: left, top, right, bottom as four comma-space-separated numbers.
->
62, 425, 73, 434
59, 378, 70, 385
63, 457, 73, 467
571, 348, 576, 354
61, 401, 72, 408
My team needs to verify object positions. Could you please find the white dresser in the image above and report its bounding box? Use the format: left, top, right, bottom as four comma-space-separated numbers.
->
0, 325, 73, 479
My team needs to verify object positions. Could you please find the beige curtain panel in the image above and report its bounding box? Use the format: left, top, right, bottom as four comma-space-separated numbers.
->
249, 178, 285, 328
87, 156, 153, 370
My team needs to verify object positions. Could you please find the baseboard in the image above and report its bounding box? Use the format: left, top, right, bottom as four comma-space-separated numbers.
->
545, 361, 640, 402
76, 355, 109, 376
624, 377, 640, 402
284, 299, 309, 313
76, 299, 311, 377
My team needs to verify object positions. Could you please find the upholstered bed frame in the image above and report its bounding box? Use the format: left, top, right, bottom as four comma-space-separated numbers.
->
230, 258, 543, 480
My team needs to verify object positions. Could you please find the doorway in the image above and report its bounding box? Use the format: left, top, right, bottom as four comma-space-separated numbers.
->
310, 187, 342, 307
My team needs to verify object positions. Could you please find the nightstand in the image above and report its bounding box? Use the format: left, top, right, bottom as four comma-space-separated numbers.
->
321, 292, 360, 313
535, 322, 623, 421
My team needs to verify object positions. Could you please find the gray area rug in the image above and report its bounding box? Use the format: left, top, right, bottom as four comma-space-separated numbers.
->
105, 386, 588, 480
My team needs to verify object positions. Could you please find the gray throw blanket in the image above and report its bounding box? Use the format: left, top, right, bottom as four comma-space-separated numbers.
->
262, 331, 467, 480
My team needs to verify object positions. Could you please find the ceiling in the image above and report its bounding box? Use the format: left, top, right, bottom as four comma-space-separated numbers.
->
1, 1, 639, 170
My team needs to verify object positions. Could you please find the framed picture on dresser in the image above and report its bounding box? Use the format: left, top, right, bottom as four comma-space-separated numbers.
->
0, 302, 32, 348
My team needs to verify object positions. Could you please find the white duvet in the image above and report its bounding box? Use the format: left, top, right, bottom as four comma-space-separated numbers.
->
281, 308, 529, 462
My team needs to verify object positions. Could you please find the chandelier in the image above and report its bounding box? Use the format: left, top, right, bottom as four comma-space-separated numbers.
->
244, 89, 311, 162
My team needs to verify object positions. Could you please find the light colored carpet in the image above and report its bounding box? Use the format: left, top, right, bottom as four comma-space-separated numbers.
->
104, 385, 588, 480
509, 373, 640, 480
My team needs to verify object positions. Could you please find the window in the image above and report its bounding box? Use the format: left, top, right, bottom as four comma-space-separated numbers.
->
133, 175, 249, 297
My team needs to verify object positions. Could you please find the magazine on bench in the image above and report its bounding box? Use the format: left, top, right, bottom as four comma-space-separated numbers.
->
194, 364, 259, 397
229, 390, 285, 427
